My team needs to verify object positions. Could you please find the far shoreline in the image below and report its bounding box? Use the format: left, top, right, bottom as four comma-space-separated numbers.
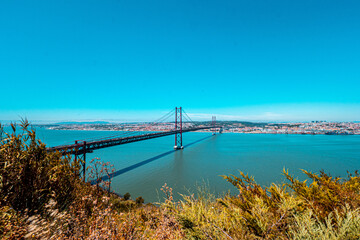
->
39, 127, 360, 136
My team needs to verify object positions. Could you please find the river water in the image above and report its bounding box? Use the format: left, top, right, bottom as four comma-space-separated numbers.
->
18, 128, 360, 202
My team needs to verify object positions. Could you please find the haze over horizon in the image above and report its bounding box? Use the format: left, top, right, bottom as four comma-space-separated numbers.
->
1, 0, 359, 122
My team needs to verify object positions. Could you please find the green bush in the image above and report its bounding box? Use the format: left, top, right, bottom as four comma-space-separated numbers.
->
123, 192, 131, 200
136, 196, 144, 205
0, 121, 81, 214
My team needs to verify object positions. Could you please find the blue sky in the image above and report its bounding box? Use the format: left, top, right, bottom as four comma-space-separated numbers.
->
1, 0, 359, 122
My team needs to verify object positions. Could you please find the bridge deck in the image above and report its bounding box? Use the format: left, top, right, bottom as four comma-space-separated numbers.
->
48, 126, 216, 155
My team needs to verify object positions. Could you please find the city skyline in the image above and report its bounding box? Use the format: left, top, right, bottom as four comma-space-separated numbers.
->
1, 1, 359, 122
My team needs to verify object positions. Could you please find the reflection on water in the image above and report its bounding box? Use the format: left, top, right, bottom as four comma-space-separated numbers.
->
98, 135, 213, 183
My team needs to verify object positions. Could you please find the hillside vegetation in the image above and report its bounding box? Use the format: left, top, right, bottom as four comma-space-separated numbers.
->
1, 122, 360, 239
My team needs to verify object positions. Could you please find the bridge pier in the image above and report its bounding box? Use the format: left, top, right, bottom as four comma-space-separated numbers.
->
75, 140, 87, 182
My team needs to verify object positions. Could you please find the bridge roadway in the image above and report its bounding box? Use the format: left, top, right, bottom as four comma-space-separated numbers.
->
48, 126, 217, 155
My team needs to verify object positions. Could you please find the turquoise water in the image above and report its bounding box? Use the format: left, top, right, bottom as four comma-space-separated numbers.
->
21, 128, 360, 202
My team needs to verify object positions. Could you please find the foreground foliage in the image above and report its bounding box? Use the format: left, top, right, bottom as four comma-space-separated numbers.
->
1, 122, 360, 239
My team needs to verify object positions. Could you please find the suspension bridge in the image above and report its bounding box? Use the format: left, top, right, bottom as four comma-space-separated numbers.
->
48, 107, 222, 180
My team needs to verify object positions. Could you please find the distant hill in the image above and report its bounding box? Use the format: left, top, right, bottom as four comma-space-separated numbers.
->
215, 121, 268, 127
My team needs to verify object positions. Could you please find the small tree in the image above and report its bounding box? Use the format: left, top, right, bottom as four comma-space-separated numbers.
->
102, 161, 115, 195
87, 158, 115, 195
87, 158, 103, 192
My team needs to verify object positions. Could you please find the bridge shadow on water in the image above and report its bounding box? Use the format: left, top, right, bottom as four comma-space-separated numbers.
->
91, 135, 214, 183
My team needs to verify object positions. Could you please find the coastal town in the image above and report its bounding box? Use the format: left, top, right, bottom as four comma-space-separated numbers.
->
225, 121, 360, 135
42, 121, 360, 135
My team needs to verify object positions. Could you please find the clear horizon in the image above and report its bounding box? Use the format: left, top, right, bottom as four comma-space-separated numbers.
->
1, 1, 359, 122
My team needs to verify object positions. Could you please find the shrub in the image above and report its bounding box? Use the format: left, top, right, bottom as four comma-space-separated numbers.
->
0, 121, 81, 214
136, 196, 144, 205
124, 192, 131, 200
284, 169, 360, 220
